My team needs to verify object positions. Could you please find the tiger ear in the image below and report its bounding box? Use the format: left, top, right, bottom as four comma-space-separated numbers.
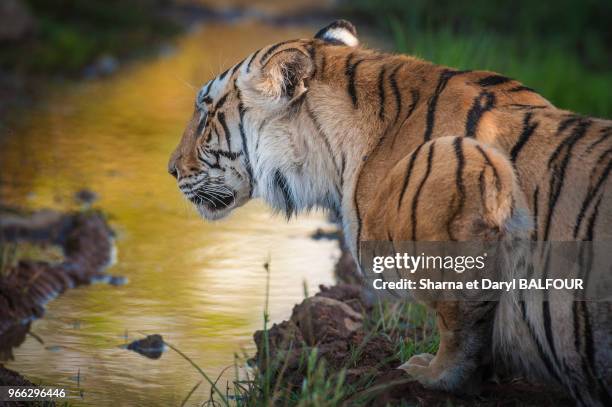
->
257, 48, 313, 101
314, 20, 359, 46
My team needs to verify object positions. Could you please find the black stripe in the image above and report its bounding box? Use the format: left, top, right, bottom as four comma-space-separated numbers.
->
255, 119, 268, 155
273, 169, 295, 218
544, 119, 592, 240
305, 98, 341, 178
196, 113, 207, 135
237, 98, 254, 197
397, 143, 424, 211
465, 91, 496, 138
214, 93, 229, 110
211, 124, 222, 145
230, 58, 245, 77
218, 68, 230, 81
320, 53, 326, 76
391, 89, 421, 150
510, 112, 539, 163
573, 159, 611, 239
201, 158, 221, 170
390, 65, 403, 123
585, 194, 603, 241
246, 49, 261, 73
411, 142, 435, 239
208, 149, 242, 160
475, 144, 501, 190
424, 69, 466, 141
507, 104, 548, 110
595, 146, 612, 168
204, 126, 212, 143
201, 82, 212, 99
520, 299, 563, 383
477, 74, 512, 87
377, 66, 387, 120
478, 166, 487, 210
448, 138, 466, 240
542, 300, 560, 373
573, 297, 595, 405
306, 44, 316, 78
587, 126, 611, 152
406, 89, 420, 121
346, 54, 364, 108
532, 187, 539, 240
574, 244, 612, 405
540, 246, 564, 377
339, 153, 346, 190
556, 114, 580, 134
217, 112, 232, 151
573, 299, 583, 366
508, 85, 536, 93
262, 47, 305, 73
259, 40, 293, 66
353, 164, 362, 262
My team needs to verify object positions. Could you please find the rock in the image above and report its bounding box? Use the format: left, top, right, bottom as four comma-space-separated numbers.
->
0, 0, 35, 42
126, 334, 165, 359
74, 189, 98, 205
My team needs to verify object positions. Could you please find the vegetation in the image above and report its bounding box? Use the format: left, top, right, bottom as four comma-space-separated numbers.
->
0, 0, 179, 74
343, 0, 612, 118
169, 262, 438, 406
0, 241, 64, 277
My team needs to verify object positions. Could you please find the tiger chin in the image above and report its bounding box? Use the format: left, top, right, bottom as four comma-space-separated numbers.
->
169, 20, 611, 406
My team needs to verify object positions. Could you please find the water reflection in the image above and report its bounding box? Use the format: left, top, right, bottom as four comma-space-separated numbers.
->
0, 21, 338, 405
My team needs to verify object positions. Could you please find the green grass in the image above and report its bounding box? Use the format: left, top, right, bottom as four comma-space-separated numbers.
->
388, 26, 612, 118
344, 0, 612, 118
0, 0, 180, 74
167, 261, 437, 406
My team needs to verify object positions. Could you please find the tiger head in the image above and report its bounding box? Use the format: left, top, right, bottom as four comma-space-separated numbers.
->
168, 20, 359, 220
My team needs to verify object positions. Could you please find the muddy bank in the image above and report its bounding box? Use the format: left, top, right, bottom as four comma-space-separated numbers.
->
0, 365, 57, 407
252, 280, 573, 406
0, 208, 121, 361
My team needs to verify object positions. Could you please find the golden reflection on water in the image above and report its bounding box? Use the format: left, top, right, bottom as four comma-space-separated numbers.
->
0, 22, 338, 405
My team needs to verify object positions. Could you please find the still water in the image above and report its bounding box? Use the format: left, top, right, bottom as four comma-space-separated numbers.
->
0, 21, 339, 405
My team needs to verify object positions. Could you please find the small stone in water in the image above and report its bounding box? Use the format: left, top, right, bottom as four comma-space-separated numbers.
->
126, 334, 164, 359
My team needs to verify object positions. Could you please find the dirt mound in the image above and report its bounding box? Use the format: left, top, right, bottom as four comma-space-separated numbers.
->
0, 208, 120, 360
253, 284, 573, 406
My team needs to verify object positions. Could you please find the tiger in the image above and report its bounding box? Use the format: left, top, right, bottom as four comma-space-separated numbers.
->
168, 20, 611, 405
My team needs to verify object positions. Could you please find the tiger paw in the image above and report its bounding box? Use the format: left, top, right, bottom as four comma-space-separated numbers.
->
397, 353, 439, 388
402, 353, 434, 367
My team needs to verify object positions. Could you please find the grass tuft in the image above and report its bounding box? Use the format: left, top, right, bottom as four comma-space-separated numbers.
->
169, 259, 437, 406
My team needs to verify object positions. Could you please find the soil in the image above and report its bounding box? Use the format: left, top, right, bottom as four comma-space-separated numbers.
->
0, 208, 120, 360
252, 280, 573, 406
0, 365, 57, 407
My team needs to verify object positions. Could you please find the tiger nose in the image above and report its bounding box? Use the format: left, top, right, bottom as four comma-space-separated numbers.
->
167, 154, 180, 179
168, 154, 201, 180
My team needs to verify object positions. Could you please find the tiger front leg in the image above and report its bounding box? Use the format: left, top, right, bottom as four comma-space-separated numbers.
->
398, 301, 496, 394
